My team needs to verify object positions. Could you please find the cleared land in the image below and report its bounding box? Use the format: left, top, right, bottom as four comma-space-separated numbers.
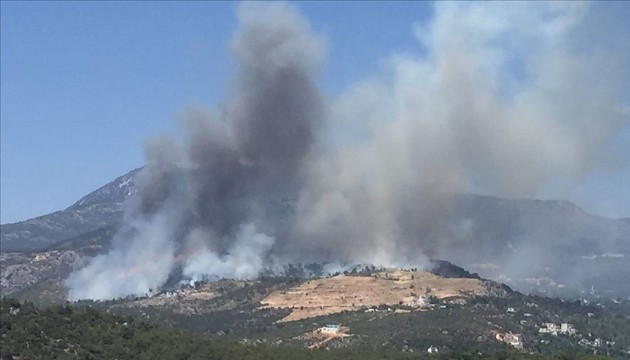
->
261, 270, 490, 322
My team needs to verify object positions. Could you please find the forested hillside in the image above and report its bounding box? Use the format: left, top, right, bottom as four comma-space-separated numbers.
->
0, 298, 617, 360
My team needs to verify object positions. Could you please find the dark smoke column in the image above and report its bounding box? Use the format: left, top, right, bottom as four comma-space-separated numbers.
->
183, 2, 326, 253
66, 2, 327, 300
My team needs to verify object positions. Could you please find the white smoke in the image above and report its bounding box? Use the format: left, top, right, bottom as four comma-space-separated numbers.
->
66, 203, 181, 300
66, 1, 629, 300
66, 2, 325, 300
182, 224, 275, 281
290, 1, 628, 262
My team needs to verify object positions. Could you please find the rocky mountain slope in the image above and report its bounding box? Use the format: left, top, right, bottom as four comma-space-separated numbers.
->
1, 167, 628, 297
0, 250, 87, 302
0, 168, 140, 252
0, 227, 117, 301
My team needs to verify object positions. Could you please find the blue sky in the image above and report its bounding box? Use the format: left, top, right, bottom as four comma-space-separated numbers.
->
1, 2, 431, 223
1, 1, 629, 224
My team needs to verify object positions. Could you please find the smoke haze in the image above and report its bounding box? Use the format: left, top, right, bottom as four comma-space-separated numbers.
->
66, 2, 629, 300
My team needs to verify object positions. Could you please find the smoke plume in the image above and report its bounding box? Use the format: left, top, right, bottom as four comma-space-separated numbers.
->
66, 2, 629, 300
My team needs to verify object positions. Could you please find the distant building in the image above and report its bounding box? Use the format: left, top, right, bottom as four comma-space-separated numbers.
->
427, 346, 439, 354
539, 323, 557, 335
539, 322, 576, 336
505, 333, 523, 349
319, 324, 340, 335
496, 332, 523, 349
33, 254, 47, 261
560, 323, 576, 335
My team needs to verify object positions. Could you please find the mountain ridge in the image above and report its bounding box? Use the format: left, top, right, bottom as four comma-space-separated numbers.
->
66, 167, 142, 211
0, 168, 141, 252
1, 168, 628, 297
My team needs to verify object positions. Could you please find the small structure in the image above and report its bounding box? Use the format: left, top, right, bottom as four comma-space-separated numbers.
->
496, 332, 523, 350
539, 322, 576, 336
539, 323, 559, 335
560, 323, 576, 335
33, 254, 47, 261
505, 333, 523, 349
318, 324, 340, 335
427, 346, 439, 354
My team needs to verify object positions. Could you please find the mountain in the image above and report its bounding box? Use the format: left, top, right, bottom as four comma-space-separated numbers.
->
67, 168, 140, 210
1, 168, 629, 297
2, 171, 627, 360
0, 168, 141, 252
429, 194, 630, 297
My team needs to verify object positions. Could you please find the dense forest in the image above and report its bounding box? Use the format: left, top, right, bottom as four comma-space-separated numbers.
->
1, 298, 614, 360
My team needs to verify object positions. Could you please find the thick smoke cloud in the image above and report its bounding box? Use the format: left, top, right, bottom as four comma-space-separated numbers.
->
66, 2, 629, 300
67, 2, 325, 300
291, 2, 628, 265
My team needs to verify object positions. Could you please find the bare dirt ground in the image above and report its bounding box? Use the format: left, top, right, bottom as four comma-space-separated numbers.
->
261, 270, 489, 322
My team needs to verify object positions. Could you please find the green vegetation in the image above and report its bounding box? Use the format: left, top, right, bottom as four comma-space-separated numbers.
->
0, 298, 614, 360
73, 274, 629, 357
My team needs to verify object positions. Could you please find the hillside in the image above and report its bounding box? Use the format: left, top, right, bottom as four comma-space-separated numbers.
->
3, 260, 630, 357
3, 299, 615, 360
55, 271, 630, 357
261, 270, 504, 322
0, 168, 140, 252
1, 167, 629, 298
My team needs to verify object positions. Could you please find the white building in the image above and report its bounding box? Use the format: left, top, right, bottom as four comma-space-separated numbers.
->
506, 333, 523, 349
496, 332, 523, 349
560, 323, 576, 335
319, 324, 340, 335
539, 322, 576, 336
